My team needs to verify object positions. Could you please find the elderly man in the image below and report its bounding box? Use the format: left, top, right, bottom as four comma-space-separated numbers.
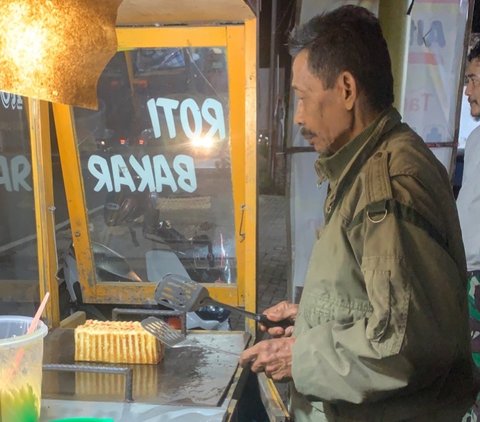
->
240, 6, 474, 421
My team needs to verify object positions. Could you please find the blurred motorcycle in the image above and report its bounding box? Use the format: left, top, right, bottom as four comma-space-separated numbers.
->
57, 240, 230, 330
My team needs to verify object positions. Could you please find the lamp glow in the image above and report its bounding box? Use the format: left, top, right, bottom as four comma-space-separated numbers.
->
191, 136, 215, 149
0, 0, 122, 109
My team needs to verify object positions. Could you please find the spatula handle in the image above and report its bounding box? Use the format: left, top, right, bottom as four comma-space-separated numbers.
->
206, 299, 293, 329
255, 313, 293, 329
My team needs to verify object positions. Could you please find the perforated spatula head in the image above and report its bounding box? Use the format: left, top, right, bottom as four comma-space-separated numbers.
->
141, 316, 188, 347
155, 274, 294, 329
141, 316, 240, 356
154, 273, 211, 312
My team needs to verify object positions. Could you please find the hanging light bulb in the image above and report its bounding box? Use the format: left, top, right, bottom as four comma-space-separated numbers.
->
0, 0, 122, 109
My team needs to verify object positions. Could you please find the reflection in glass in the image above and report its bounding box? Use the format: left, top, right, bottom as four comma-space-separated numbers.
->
73, 47, 236, 285
0, 92, 40, 314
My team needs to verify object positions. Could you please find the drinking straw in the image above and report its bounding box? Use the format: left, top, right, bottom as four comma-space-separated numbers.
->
26, 292, 50, 336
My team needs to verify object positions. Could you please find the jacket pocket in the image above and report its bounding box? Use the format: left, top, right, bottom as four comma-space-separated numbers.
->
364, 269, 391, 341
362, 262, 411, 355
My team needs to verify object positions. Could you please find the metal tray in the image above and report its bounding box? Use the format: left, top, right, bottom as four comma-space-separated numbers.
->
42, 328, 249, 407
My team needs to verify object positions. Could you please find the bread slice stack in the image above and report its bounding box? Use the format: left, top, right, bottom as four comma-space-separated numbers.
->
75, 320, 163, 364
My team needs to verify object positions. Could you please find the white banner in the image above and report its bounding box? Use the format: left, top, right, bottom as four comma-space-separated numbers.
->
403, 0, 469, 170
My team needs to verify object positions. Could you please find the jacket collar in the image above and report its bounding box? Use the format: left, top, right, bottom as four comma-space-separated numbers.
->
314, 107, 402, 186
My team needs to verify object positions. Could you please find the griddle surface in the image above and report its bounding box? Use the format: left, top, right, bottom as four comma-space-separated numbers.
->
42, 328, 249, 407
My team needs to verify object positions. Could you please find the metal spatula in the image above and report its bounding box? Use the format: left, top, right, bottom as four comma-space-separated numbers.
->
141, 316, 239, 357
155, 273, 292, 328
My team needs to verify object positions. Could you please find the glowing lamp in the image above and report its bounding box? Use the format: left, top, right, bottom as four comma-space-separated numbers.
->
191, 136, 215, 149
0, 0, 122, 109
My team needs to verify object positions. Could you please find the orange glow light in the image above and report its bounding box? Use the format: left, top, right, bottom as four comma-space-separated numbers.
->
0, 0, 122, 109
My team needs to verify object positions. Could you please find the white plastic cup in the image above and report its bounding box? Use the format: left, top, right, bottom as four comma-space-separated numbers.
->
0, 315, 48, 422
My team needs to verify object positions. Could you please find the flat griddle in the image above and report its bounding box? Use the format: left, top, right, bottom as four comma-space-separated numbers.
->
42, 328, 249, 407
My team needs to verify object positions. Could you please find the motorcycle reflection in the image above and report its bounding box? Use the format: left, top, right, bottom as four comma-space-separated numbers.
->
104, 187, 232, 283
57, 241, 231, 330
57, 189, 231, 330
57, 241, 142, 321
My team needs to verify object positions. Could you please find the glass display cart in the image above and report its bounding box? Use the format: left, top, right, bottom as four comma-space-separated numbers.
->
0, 0, 289, 420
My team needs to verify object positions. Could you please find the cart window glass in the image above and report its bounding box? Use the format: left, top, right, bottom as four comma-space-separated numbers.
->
0, 93, 40, 314
72, 47, 236, 284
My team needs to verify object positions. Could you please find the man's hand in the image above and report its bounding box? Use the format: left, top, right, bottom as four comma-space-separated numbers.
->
260, 300, 298, 337
239, 337, 295, 382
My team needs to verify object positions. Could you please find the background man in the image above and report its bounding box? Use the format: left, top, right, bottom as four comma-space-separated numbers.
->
240, 6, 473, 421
458, 40, 480, 421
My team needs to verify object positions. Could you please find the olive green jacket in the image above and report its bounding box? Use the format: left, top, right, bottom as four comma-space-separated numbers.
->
291, 108, 474, 421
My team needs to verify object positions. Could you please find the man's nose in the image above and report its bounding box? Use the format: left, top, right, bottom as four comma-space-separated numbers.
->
294, 104, 303, 126
465, 80, 474, 96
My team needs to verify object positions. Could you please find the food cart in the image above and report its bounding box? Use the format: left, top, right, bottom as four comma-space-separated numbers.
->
0, 0, 289, 420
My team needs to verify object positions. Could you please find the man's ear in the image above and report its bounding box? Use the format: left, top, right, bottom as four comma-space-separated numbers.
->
338, 71, 357, 111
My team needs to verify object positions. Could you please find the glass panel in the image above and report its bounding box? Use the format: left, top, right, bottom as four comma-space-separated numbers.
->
402, 1, 469, 171
72, 47, 236, 285
0, 92, 39, 314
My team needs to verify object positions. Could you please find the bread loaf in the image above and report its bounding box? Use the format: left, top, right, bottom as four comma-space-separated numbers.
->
75, 320, 163, 364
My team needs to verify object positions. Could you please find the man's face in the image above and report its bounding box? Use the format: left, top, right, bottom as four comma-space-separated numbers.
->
465, 58, 480, 120
292, 50, 352, 154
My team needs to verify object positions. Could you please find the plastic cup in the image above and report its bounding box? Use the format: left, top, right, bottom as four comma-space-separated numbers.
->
0, 315, 48, 422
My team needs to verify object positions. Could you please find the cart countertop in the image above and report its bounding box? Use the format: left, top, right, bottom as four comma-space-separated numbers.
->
41, 327, 249, 420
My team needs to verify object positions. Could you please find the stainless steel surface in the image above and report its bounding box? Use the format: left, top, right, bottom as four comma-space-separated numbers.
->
141, 317, 240, 357
42, 328, 249, 407
41, 399, 228, 422
43, 363, 134, 402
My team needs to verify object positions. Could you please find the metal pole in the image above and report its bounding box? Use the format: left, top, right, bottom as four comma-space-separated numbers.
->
267, 0, 278, 185
378, 0, 411, 113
